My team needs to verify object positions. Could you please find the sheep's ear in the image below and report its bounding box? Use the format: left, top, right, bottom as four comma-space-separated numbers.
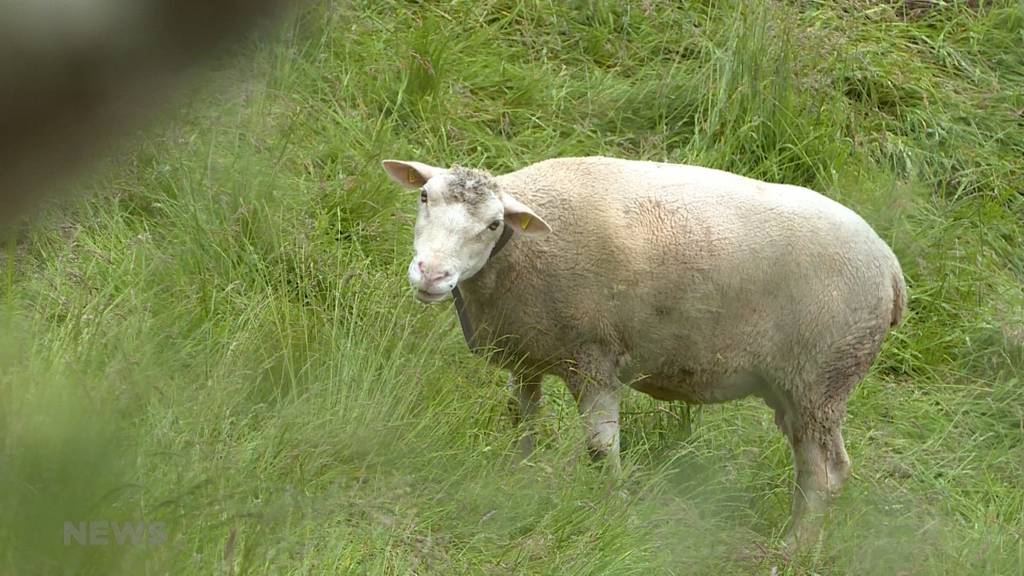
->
381, 160, 442, 189
500, 192, 551, 235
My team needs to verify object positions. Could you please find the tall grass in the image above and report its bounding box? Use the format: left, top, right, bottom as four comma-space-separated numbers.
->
2, 1, 1022, 573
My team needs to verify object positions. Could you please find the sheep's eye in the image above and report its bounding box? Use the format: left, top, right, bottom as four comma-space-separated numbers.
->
419, 190, 428, 204
487, 220, 501, 231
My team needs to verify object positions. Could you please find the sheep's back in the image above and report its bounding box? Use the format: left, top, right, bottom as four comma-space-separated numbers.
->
482, 157, 902, 377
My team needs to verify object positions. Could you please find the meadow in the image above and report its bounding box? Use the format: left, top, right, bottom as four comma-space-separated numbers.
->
2, 1, 1022, 573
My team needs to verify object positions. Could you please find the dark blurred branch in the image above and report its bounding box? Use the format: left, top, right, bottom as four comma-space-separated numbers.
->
0, 0, 301, 221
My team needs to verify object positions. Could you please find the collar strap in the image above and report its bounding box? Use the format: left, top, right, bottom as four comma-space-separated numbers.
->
490, 223, 514, 257
451, 223, 514, 352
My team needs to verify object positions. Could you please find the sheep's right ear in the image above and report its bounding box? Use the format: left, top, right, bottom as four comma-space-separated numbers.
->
381, 160, 442, 189
500, 192, 552, 235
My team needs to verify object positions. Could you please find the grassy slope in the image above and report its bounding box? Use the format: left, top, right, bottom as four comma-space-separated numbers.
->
2, 0, 1023, 574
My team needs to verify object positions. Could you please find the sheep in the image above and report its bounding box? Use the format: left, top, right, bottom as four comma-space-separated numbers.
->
382, 156, 907, 545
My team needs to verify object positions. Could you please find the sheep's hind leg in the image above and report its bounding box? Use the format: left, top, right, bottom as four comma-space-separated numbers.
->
566, 348, 622, 474
828, 429, 851, 497
781, 407, 851, 548
507, 373, 543, 458
763, 386, 842, 548
787, 427, 832, 547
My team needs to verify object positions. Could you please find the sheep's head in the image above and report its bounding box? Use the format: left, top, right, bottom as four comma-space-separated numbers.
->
382, 159, 551, 303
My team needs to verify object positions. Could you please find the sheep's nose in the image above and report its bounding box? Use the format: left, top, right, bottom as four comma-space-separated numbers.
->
417, 260, 452, 285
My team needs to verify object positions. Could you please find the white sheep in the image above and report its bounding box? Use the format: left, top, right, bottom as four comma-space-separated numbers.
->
382, 156, 907, 545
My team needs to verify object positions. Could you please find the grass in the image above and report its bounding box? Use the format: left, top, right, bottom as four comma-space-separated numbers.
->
2, 0, 1023, 573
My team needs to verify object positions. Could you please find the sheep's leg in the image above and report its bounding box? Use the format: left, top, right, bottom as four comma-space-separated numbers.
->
507, 373, 543, 458
576, 383, 621, 469
573, 382, 621, 473
764, 388, 836, 548
566, 350, 621, 474
828, 429, 851, 496
787, 430, 831, 547
784, 326, 881, 547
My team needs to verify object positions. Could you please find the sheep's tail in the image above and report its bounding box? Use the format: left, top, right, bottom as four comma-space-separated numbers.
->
890, 268, 907, 328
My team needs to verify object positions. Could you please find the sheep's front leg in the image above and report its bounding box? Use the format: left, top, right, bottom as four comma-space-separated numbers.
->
576, 384, 621, 471
566, 350, 622, 474
507, 373, 543, 458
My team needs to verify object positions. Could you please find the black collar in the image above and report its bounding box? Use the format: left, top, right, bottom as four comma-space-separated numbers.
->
490, 223, 515, 258
450, 224, 514, 352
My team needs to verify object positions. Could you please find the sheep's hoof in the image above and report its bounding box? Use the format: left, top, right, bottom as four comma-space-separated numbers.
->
781, 519, 824, 555
585, 447, 622, 477
505, 398, 520, 424
516, 435, 535, 460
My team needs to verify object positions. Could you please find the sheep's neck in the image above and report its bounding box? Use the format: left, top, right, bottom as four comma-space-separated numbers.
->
451, 225, 514, 352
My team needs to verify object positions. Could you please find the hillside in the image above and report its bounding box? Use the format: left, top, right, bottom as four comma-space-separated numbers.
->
2, 1, 1022, 574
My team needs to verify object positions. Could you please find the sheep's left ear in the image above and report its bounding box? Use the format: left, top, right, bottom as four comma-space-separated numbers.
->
499, 192, 551, 235
381, 160, 443, 189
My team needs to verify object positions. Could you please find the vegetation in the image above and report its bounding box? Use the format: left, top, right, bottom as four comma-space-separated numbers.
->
2, 0, 1022, 573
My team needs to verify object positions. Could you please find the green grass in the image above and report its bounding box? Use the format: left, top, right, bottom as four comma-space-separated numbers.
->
2, 0, 1023, 573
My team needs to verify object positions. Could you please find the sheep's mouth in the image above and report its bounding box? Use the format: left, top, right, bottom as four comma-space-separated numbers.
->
415, 289, 450, 303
